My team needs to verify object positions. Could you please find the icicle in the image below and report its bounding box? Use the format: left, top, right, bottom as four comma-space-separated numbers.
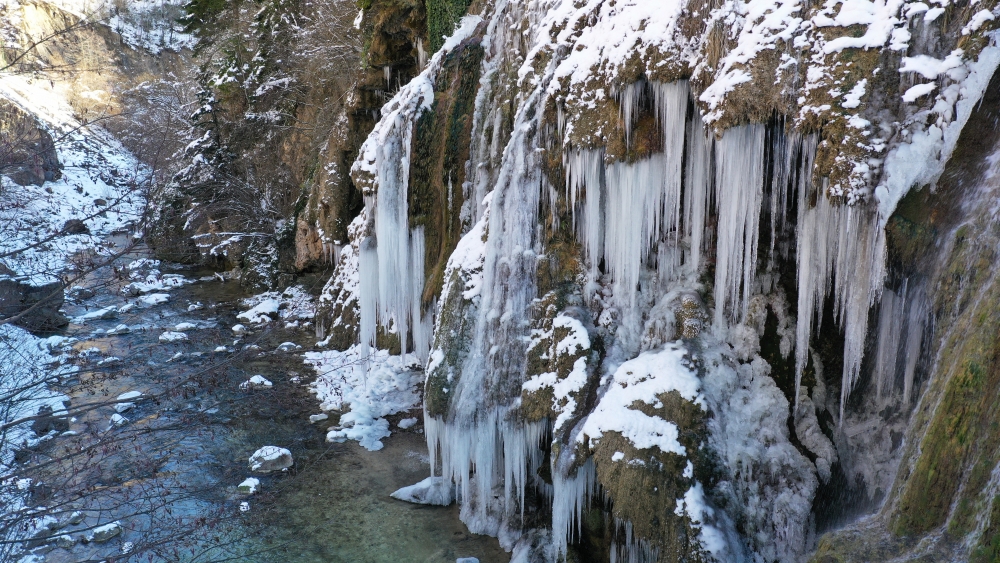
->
333, 243, 343, 266
652, 81, 687, 247
359, 234, 379, 351
409, 227, 431, 362
552, 456, 596, 559
902, 285, 927, 405
618, 81, 645, 146
769, 129, 796, 258
610, 519, 659, 563
425, 413, 547, 530
713, 124, 766, 328
793, 169, 887, 419
416, 38, 427, 70
873, 286, 905, 402
564, 148, 604, 276
606, 154, 670, 306
384, 65, 392, 87
683, 115, 711, 273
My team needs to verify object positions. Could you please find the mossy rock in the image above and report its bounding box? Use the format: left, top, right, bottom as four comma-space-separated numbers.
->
590, 391, 712, 562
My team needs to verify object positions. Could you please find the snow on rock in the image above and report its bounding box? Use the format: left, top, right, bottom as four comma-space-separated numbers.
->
390, 476, 455, 506
140, 293, 171, 306
106, 324, 130, 335
158, 331, 188, 343
305, 345, 423, 451
109, 413, 128, 428
0, 81, 145, 283
174, 322, 198, 331
240, 375, 273, 390
580, 344, 702, 454
115, 391, 143, 413
249, 446, 293, 472
42, 0, 193, 54
237, 477, 260, 494
85, 521, 122, 543
231, 324, 247, 335
123, 273, 193, 295
239, 286, 316, 325
523, 312, 593, 432
902, 83, 937, 102
237, 299, 280, 324
72, 306, 118, 324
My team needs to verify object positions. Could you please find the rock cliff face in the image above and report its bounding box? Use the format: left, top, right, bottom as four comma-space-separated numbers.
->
307, 0, 1000, 561
0, 99, 60, 186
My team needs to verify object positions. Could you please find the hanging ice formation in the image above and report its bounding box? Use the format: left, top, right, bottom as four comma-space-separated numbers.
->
353, 16, 485, 361
352, 3, 940, 562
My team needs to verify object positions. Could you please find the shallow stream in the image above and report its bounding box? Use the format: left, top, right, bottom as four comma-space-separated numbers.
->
21, 243, 507, 563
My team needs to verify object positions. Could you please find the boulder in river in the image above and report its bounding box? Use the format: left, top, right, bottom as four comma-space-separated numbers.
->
237, 477, 260, 494
0, 272, 68, 331
249, 446, 293, 472
85, 521, 122, 543
31, 405, 69, 435
115, 391, 143, 413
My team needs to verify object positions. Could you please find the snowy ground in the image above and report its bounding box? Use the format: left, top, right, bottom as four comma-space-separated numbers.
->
2, 0, 194, 54
0, 71, 147, 283
0, 324, 77, 556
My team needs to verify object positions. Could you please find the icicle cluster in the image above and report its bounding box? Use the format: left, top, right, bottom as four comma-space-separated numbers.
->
353, 16, 485, 361
793, 175, 887, 419
343, 0, 997, 559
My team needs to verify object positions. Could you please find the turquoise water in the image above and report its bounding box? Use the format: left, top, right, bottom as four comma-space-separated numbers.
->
24, 250, 507, 563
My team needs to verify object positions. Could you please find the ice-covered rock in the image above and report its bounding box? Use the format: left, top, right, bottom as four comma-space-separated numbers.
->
249, 446, 293, 472
390, 476, 454, 506
158, 331, 188, 343
231, 324, 247, 335
309, 413, 328, 423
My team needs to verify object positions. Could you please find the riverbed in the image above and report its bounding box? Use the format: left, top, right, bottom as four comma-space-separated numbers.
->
17, 244, 508, 563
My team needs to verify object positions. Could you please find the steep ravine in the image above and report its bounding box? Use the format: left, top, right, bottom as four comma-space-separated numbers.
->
7, 0, 1000, 561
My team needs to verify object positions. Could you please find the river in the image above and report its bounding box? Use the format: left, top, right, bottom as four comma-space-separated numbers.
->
18, 240, 508, 563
